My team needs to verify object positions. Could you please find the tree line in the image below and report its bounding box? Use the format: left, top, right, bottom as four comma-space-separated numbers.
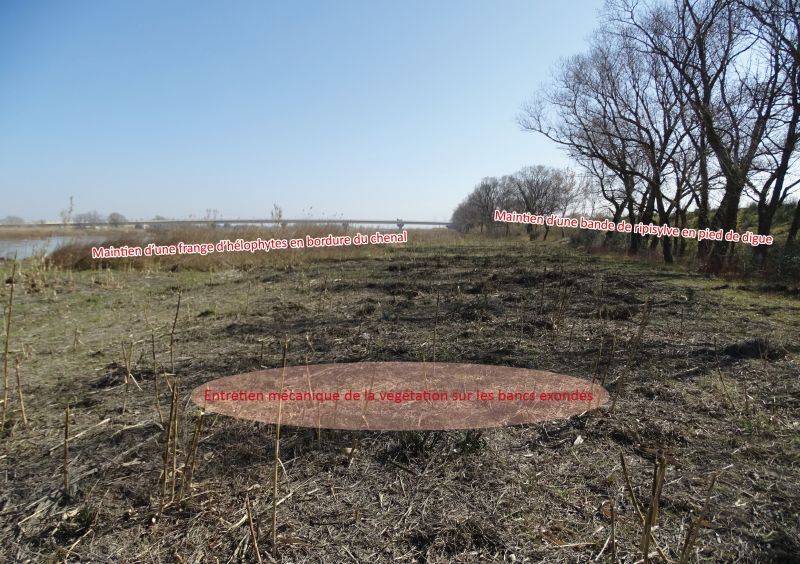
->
456, 0, 799, 271
451, 166, 592, 238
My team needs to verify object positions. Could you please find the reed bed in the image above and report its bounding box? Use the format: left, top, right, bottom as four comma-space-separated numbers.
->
47, 225, 468, 271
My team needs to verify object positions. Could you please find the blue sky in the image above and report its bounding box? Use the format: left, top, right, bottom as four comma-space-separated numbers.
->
0, 1, 605, 222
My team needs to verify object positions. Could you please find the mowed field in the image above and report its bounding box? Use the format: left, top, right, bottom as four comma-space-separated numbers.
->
0, 230, 799, 562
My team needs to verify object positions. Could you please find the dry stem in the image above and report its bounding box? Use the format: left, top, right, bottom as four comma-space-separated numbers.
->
161, 377, 178, 504
272, 339, 288, 558
14, 356, 27, 427
640, 450, 667, 561
679, 472, 719, 563
170, 381, 179, 501
151, 332, 164, 425
179, 411, 204, 502
169, 289, 182, 375
246, 494, 263, 563
63, 404, 70, 495
2, 260, 17, 428
432, 286, 440, 370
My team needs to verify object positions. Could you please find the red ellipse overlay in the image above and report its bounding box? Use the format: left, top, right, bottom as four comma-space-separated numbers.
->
190, 362, 608, 431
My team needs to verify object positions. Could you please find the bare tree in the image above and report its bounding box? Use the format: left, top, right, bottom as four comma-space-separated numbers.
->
108, 212, 127, 226
73, 211, 105, 226
581, 157, 628, 224
519, 34, 655, 254
615, 0, 789, 268
451, 197, 481, 232
522, 0, 798, 268
738, 0, 800, 254
471, 177, 503, 233
505, 166, 578, 240
451, 167, 579, 238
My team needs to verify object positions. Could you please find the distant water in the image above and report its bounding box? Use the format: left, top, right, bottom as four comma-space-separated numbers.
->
0, 235, 107, 260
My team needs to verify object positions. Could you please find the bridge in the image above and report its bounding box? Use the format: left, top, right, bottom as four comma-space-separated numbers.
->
0, 218, 454, 230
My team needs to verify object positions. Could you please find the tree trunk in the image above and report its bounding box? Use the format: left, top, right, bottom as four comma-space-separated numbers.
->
787, 199, 800, 246
753, 205, 774, 269
678, 209, 688, 257
627, 203, 641, 255
708, 180, 745, 272
636, 188, 657, 255
755, 96, 798, 263
604, 205, 625, 246
696, 134, 712, 259
662, 236, 674, 264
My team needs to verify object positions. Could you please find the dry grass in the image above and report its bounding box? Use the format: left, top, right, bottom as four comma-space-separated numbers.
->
46, 225, 468, 272
0, 236, 798, 562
